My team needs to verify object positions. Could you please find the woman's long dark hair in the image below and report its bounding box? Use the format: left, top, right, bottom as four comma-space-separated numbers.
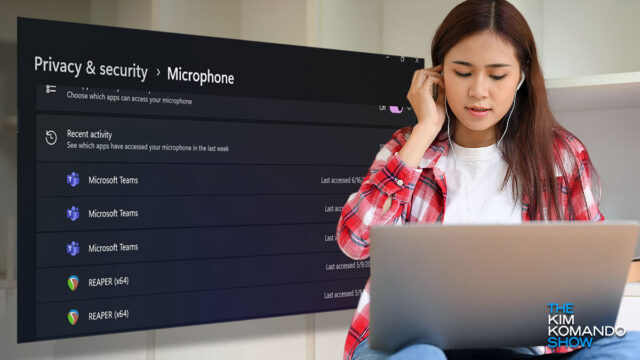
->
431, 0, 601, 220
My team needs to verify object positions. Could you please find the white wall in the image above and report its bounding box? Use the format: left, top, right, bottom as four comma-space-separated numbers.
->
241, 0, 307, 45
0, 0, 91, 43
538, 0, 640, 255
315, 0, 382, 54
0, 43, 16, 281
1, 1, 639, 359
381, 0, 459, 61
380, 0, 543, 66
542, 0, 640, 78
0, 0, 93, 303
556, 108, 640, 240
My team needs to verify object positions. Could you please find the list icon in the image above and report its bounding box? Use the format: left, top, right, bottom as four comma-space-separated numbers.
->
66, 206, 80, 221
67, 309, 79, 326
68, 275, 79, 291
45, 130, 57, 145
66, 241, 80, 256
66, 172, 80, 187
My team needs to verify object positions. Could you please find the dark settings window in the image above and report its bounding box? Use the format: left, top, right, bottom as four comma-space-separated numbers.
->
17, 17, 423, 342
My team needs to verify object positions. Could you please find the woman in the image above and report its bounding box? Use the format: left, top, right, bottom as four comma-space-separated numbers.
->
336, 0, 640, 359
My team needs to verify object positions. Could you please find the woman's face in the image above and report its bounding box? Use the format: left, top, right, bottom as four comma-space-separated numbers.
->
443, 30, 522, 137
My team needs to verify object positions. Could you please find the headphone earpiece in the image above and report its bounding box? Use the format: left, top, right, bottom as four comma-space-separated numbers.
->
516, 70, 525, 91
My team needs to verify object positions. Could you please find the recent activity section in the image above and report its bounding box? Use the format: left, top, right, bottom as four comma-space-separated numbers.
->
36, 114, 395, 165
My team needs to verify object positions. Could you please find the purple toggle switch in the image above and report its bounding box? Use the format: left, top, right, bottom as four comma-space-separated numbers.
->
389, 106, 403, 114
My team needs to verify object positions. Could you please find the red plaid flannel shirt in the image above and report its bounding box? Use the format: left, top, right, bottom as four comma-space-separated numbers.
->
337, 126, 604, 359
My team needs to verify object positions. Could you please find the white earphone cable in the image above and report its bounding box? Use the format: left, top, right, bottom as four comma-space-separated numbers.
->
443, 73, 521, 220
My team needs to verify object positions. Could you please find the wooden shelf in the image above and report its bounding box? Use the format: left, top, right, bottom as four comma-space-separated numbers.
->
625, 282, 640, 297
628, 260, 640, 283
545, 71, 640, 112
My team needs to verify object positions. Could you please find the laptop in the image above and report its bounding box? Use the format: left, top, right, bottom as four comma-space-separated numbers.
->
368, 221, 639, 352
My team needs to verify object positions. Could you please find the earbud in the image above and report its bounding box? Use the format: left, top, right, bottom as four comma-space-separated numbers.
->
516, 70, 525, 91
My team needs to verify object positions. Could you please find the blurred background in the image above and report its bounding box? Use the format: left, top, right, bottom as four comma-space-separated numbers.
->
0, 0, 639, 359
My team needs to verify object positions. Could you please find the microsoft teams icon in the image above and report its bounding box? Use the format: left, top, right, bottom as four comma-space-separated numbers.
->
66, 206, 80, 221
66, 241, 80, 256
66, 172, 80, 187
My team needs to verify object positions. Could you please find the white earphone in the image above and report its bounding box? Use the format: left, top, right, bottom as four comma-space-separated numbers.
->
516, 69, 525, 91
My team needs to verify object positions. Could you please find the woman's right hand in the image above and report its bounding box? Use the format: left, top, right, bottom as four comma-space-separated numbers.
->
406, 64, 446, 133
398, 64, 446, 168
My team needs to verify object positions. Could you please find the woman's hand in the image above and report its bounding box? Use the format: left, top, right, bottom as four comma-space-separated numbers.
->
406, 64, 446, 133
398, 64, 446, 168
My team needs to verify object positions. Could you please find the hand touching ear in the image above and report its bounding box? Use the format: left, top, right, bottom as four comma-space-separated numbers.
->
399, 64, 447, 168
406, 64, 446, 135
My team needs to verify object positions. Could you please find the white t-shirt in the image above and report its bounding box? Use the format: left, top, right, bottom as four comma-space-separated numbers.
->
441, 141, 522, 224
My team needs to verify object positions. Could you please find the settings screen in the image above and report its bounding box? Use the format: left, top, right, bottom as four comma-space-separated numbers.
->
17, 18, 422, 342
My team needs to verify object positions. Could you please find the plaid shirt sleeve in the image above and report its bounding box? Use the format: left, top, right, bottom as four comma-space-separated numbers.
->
336, 127, 423, 359
336, 126, 422, 261
567, 138, 604, 222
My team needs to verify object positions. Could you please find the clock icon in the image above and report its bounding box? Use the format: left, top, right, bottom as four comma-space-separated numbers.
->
45, 130, 57, 145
